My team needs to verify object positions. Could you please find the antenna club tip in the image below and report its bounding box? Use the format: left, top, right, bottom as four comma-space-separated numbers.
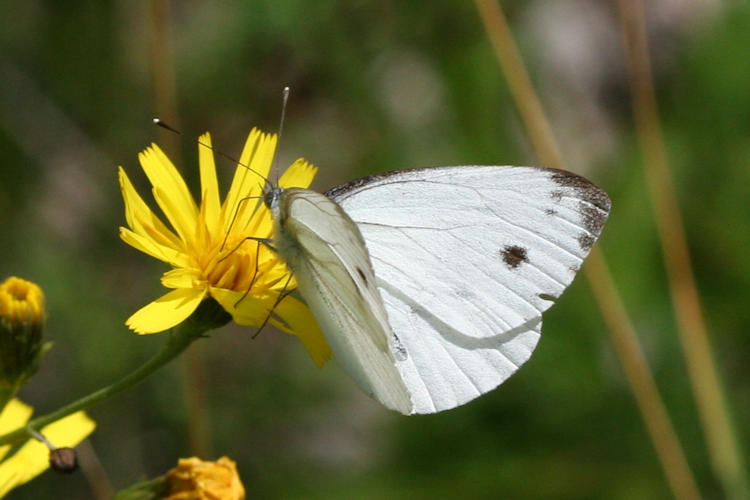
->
152, 118, 161, 124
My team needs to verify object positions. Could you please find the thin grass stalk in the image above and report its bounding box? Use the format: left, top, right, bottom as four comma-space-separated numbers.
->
76, 439, 114, 499
472, 1, 701, 498
586, 250, 701, 500
616, 2, 748, 498
148, 0, 214, 459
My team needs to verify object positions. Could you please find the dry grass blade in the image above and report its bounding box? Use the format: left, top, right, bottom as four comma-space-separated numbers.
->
148, 0, 214, 459
617, 1, 748, 498
472, 0, 701, 498
586, 250, 701, 500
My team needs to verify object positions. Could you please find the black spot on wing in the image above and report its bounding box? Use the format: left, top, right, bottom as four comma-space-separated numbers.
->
501, 245, 528, 269
545, 208, 557, 216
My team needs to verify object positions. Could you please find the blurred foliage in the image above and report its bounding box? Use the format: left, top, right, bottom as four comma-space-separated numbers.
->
0, 0, 748, 498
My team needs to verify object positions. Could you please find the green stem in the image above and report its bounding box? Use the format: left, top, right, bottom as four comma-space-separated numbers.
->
0, 300, 229, 447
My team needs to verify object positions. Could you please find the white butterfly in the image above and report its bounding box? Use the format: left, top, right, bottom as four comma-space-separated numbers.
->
265, 165, 610, 415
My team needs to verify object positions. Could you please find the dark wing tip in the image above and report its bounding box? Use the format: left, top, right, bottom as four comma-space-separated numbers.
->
547, 169, 611, 250
550, 170, 611, 213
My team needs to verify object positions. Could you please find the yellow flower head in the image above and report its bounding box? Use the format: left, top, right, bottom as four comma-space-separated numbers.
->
164, 456, 245, 500
118, 129, 330, 366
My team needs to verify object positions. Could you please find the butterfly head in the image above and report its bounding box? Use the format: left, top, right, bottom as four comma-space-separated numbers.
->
263, 184, 284, 213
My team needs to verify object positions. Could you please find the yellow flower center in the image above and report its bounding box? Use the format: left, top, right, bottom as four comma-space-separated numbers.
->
0, 277, 45, 327
193, 233, 283, 296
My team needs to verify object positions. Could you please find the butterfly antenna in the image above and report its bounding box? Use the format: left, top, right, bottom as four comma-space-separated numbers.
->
153, 118, 270, 185
216, 87, 290, 250
152, 117, 181, 135
269, 86, 291, 186
154, 118, 271, 252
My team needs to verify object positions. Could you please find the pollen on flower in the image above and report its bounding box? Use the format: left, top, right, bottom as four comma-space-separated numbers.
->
0, 277, 45, 328
196, 237, 254, 292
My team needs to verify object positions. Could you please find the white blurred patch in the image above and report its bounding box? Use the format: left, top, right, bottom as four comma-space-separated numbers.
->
371, 49, 446, 131
520, 0, 722, 173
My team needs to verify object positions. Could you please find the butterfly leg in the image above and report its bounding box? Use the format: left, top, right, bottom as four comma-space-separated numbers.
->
251, 272, 295, 339
220, 193, 265, 250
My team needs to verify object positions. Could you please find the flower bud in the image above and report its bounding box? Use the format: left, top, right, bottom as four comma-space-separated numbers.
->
0, 277, 50, 389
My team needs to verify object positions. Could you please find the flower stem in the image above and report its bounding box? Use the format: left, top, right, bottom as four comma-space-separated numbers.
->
0, 300, 229, 447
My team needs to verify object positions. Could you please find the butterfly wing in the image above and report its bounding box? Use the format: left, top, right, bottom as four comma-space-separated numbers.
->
273, 187, 412, 414
328, 166, 610, 413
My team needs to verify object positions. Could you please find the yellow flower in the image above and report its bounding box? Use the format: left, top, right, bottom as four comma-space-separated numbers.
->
0, 277, 49, 389
119, 129, 331, 366
164, 456, 245, 500
0, 399, 95, 498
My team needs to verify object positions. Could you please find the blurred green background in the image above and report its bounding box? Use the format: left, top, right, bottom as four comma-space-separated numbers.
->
1, 0, 748, 498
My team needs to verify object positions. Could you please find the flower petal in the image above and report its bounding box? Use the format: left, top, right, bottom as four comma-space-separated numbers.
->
161, 268, 202, 289
119, 227, 189, 268
211, 287, 330, 366
222, 129, 276, 233
0, 411, 95, 498
279, 159, 317, 189
139, 144, 199, 243
0, 400, 33, 461
152, 185, 199, 247
198, 133, 221, 229
118, 167, 182, 249
126, 288, 207, 334
272, 295, 331, 367
210, 287, 269, 326
42, 411, 96, 447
